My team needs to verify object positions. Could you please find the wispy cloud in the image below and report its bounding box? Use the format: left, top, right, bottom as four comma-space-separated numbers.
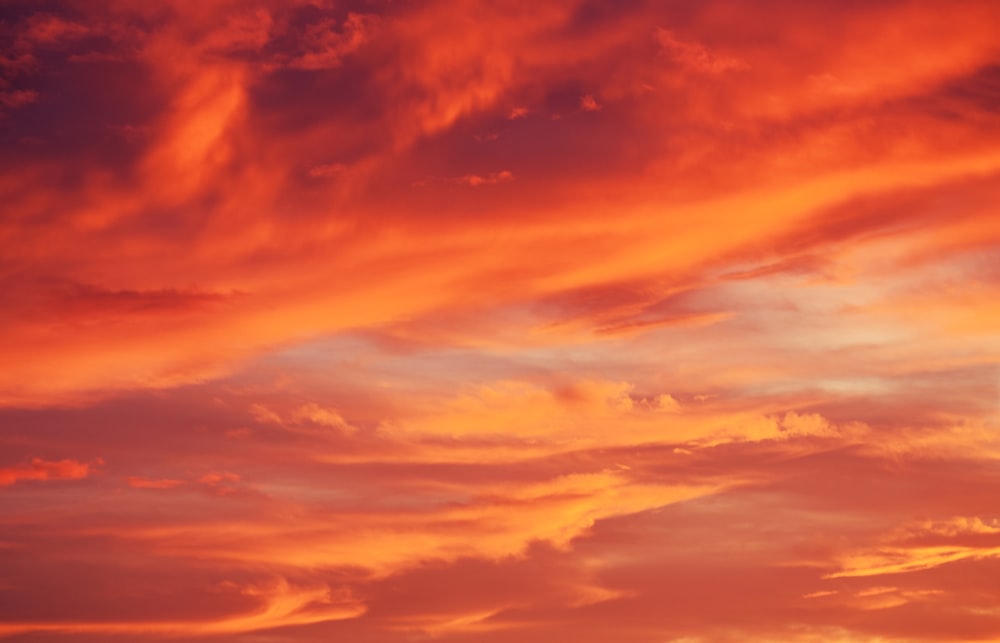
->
1, 0, 998, 640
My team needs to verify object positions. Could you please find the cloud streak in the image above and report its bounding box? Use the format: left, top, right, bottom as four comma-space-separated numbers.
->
0, 458, 102, 487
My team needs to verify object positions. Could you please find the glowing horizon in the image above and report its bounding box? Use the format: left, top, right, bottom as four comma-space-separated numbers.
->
1, 1, 999, 641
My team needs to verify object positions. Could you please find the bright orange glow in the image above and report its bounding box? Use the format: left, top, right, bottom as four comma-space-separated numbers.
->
1, 1, 999, 641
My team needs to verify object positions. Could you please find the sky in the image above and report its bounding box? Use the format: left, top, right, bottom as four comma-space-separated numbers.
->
0, 0, 999, 641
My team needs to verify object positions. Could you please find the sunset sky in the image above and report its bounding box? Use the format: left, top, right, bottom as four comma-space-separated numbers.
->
1, 1, 999, 641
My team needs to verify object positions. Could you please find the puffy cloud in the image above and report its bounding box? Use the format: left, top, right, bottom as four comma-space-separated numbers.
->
579, 94, 601, 111
251, 401, 357, 436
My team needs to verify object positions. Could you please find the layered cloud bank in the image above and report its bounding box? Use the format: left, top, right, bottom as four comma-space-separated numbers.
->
1, 1, 998, 641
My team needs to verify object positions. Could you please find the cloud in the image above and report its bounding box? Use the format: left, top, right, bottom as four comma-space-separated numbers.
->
286, 13, 376, 70
126, 476, 184, 490
580, 94, 601, 111
828, 516, 1000, 579
0, 458, 102, 487
21, 15, 91, 46
1, 1, 999, 640
378, 378, 851, 455
655, 28, 749, 74
0, 89, 38, 109
107, 471, 722, 577
1, 0, 999, 407
291, 402, 352, 430
456, 170, 515, 187
251, 401, 357, 436
307, 162, 347, 178
0, 577, 364, 637
509, 106, 529, 119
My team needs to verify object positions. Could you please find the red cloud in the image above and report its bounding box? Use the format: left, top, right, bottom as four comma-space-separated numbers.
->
1, 1, 999, 640
126, 476, 184, 490
0, 458, 102, 487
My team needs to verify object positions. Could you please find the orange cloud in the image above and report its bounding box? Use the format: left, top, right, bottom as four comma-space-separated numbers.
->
0, 458, 102, 487
2, 1, 999, 406
0, 577, 364, 637
828, 517, 1000, 579
1, 1, 999, 641
377, 378, 855, 457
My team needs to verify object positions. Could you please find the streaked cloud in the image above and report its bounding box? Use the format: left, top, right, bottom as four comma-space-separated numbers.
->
1, 0, 998, 640
0, 458, 102, 487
